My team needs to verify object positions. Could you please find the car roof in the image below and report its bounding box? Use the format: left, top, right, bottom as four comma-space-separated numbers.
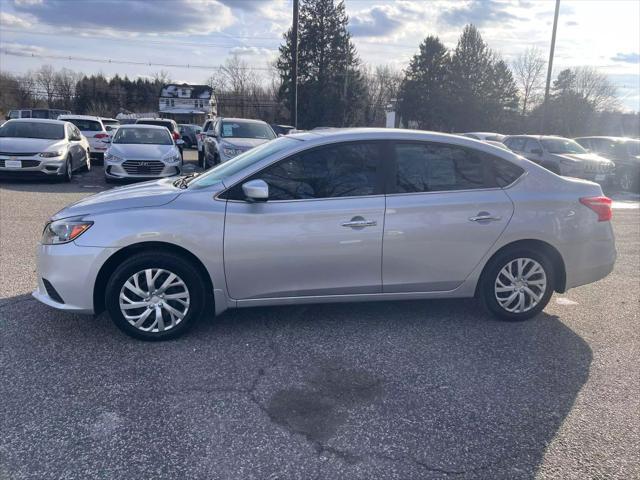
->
575, 136, 637, 141
58, 114, 102, 121
464, 131, 502, 136
137, 118, 174, 122
119, 124, 169, 130
100, 117, 119, 122
220, 117, 268, 124
4, 118, 68, 125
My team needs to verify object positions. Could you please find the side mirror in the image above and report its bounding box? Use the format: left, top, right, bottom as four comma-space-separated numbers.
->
242, 179, 269, 202
531, 148, 543, 155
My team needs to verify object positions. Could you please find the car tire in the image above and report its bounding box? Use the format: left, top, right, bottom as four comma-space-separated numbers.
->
480, 248, 555, 321
619, 168, 639, 192
198, 149, 205, 169
105, 251, 207, 341
63, 156, 73, 182
83, 150, 91, 172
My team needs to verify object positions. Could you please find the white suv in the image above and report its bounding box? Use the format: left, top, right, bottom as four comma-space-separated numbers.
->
58, 115, 111, 164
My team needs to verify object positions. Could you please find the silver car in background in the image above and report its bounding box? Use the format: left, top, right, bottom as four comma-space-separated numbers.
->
104, 124, 183, 182
0, 118, 90, 181
203, 117, 276, 166
34, 129, 616, 340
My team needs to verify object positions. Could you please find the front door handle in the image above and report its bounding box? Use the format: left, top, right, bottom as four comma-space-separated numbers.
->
342, 216, 377, 228
469, 212, 502, 222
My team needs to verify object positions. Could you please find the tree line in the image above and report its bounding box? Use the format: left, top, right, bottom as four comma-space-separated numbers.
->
1, 0, 636, 138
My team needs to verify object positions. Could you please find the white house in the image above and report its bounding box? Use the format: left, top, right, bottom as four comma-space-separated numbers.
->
158, 84, 217, 125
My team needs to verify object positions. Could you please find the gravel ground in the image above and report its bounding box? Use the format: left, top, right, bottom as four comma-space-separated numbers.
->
1, 153, 638, 479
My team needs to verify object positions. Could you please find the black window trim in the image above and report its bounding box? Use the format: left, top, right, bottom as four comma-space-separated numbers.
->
386, 140, 514, 196
219, 139, 391, 203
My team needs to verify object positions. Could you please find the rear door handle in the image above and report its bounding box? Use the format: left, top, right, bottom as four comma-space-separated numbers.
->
342, 217, 377, 228
469, 213, 502, 222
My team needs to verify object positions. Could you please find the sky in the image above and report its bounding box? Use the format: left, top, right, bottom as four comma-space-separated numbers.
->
0, 0, 638, 111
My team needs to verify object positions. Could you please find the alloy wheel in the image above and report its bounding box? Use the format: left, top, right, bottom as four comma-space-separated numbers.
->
619, 171, 633, 191
119, 268, 190, 333
494, 258, 547, 313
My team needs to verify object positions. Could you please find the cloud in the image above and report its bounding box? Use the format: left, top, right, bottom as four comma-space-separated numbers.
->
439, 0, 520, 27
10, 0, 235, 35
229, 46, 277, 57
350, 5, 403, 37
611, 53, 640, 64
0, 11, 32, 28
0, 41, 45, 57
218, 0, 264, 11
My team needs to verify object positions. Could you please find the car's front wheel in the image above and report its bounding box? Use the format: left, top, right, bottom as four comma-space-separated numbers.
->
480, 249, 554, 321
105, 252, 207, 340
63, 156, 73, 182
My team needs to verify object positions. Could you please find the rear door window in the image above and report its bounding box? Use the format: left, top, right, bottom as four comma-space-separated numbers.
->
393, 142, 492, 193
505, 137, 525, 151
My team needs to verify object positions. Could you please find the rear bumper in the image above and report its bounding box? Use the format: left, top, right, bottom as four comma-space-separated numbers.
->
562, 224, 617, 290
33, 242, 118, 314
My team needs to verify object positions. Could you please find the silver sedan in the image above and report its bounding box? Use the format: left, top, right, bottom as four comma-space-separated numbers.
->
34, 129, 616, 340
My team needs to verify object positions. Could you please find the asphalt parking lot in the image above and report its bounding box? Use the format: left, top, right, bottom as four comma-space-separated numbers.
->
1, 152, 638, 480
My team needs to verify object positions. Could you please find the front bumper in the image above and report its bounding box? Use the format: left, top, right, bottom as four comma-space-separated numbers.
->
33, 242, 118, 314
105, 161, 182, 180
0, 155, 66, 177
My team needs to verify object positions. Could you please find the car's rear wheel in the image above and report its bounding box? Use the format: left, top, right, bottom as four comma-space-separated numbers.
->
480, 249, 554, 321
105, 252, 207, 340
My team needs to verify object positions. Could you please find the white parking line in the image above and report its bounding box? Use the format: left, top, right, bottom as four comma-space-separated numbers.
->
556, 297, 579, 306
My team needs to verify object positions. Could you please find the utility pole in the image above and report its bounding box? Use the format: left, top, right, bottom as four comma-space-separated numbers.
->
540, 0, 560, 133
292, 0, 299, 128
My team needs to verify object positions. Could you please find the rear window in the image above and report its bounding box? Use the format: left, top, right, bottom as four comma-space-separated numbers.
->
137, 120, 175, 132
65, 119, 103, 132
0, 121, 65, 140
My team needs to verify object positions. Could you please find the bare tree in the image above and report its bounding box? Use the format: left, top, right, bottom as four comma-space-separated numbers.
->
54, 68, 82, 110
362, 65, 402, 126
573, 66, 618, 111
152, 70, 172, 86
35, 65, 57, 107
512, 47, 546, 116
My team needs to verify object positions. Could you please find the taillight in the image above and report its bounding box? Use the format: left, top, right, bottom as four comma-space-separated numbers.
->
172, 131, 180, 140
579, 196, 612, 222
94, 133, 109, 139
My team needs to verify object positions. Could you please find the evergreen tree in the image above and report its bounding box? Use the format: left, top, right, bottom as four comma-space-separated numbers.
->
276, 0, 366, 128
397, 36, 451, 130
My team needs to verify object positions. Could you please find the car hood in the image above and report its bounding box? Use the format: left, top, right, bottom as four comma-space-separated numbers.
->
221, 137, 270, 149
51, 178, 182, 220
0, 137, 64, 154
107, 143, 176, 160
551, 152, 613, 164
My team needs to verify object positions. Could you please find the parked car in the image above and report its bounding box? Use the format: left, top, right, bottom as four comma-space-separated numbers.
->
0, 119, 90, 181
33, 129, 616, 340
271, 124, 295, 136
463, 132, 506, 142
103, 124, 183, 183
198, 118, 215, 168
575, 136, 640, 192
6, 108, 71, 120
101, 118, 121, 136
484, 140, 510, 150
504, 135, 615, 185
178, 124, 202, 149
135, 118, 183, 157
203, 117, 276, 167
58, 114, 111, 164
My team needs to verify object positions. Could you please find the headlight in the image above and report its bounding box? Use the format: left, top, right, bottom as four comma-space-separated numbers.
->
163, 151, 181, 163
104, 152, 123, 163
39, 150, 65, 158
222, 147, 244, 158
42, 219, 93, 245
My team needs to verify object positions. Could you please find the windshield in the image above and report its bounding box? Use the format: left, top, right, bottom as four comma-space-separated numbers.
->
189, 136, 299, 189
221, 121, 276, 140
113, 128, 173, 145
0, 121, 65, 140
541, 138, 587, 154
626, 140, 640, 156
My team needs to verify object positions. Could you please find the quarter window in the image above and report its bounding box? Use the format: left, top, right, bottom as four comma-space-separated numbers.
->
229, 142, 381, 201
394, 143, 488, 193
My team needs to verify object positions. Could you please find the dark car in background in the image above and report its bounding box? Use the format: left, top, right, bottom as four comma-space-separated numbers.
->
135, 118, 183, 157
575, 136, 640, 192
271, 124, 295, 136
178, 124, 202, 149
504, 135, 615, 185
